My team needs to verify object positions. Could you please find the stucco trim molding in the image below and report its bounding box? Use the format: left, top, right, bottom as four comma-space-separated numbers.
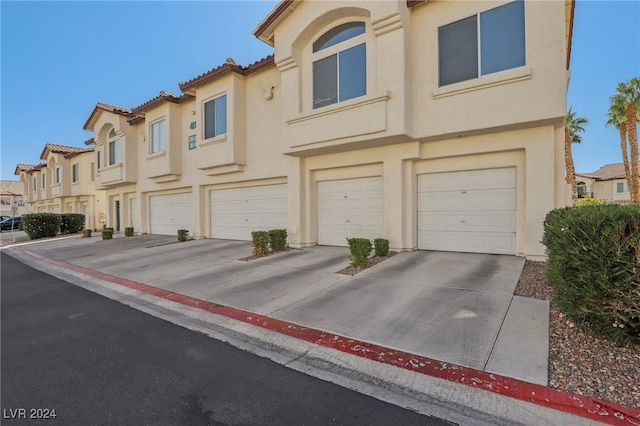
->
432, 67, 533, 100
152, 174, 181, 184
275, 55, 297, 72
372, 13, 403, 37
286, 91, 390, 125
201, 164, 245, 176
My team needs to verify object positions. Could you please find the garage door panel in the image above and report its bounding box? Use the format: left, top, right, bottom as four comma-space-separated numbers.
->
419, 168, 516, 192
211, 184, 287, 241
317, 177, 383, 246
419, 211, 515, 232
418, 188, 515, 212
418, 168, 516, 254
150, 193, 193, 236
418, 230, 515, 255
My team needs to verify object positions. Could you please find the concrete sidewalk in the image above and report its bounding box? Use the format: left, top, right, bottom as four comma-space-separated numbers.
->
3, 234, 635, 425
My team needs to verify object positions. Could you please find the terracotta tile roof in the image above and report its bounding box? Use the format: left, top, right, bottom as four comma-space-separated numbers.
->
40, 143, 91, 160
95, 102, 132, 115
0, 190, 21, 197
130, 91, 194, 116
254, 0, 295, 43
83, 102, 133, 130
127, 116, 145, 125
14, 164, 39, 172
179, 55, 275, 92
15, 162, 47, 175
0, 180, 25, 195
64, 148, 94, 159
576, 163, 639, 181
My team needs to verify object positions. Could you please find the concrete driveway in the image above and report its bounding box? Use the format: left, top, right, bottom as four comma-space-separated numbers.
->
6, 234, 547, 384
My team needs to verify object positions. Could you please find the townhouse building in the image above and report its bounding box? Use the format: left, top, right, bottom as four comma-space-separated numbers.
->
0, 180, 30, 218
83, 0, 574, 258
576, 163, 639, 204
14, 144, 107, 230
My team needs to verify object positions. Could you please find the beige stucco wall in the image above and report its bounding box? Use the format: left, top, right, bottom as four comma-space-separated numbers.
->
81, 0, 570, 258
0, 180, 30, 216
15, 151, 106, 230
93, 114, 138, 188
412, 0, 568, 139
286, 125, 558, 257
129, 65, 287, 238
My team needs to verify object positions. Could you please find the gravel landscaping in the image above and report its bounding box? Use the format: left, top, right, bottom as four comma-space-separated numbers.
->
515, 260, 640, 409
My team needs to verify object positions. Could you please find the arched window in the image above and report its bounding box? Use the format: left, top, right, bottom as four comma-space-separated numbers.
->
108, 127, 121, 166
312, 22, 366, 109
576, 182, 587, 198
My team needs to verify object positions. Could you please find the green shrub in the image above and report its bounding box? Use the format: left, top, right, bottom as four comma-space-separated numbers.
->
101, 229, 113, 240
374, 238, 390, 257
251, 231, 270, 257
124, 227, 134, 237
542, 204, 640, 345
268, 229, 287, 252
59, 213, 85, 234
573, 197, 606, 207
82, 229, 92, 238
177, 229, 189, 242
347, 238, 372, 268
21, 213, 61, 240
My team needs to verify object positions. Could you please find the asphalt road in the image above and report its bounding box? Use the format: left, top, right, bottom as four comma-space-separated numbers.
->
1, 253, 455, 426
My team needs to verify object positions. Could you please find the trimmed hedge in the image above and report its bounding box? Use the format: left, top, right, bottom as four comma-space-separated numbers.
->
251, 231, 270, 257
269, 229, 287, 252
374, 238, 390, 257
59, 213, 85, 234
542, 204, 640, 345
177, 229, 189, 242
125, 227, 134, 237
21, 213, 61, 240
101, 227, 113, 240
347, 237, 372, 268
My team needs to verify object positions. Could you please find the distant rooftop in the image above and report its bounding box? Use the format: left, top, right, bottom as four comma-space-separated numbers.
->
576, 163, 638, 181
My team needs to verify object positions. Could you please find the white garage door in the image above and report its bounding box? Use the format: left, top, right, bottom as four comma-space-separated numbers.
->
150, 193, 192, 235
418, 168, 516, 255
210, 184, 287, 241
317, 177, 383, 246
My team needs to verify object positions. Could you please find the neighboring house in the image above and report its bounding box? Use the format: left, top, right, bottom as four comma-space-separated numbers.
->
14, 144, 107, 230
0, 180, 30, 217
576, 163, 639, 204
82, 0, 573, 259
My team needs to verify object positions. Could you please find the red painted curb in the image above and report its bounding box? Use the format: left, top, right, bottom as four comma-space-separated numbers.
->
12, 246, 640, 425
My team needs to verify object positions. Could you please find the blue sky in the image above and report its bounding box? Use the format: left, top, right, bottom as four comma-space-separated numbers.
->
1, 0, 639, 181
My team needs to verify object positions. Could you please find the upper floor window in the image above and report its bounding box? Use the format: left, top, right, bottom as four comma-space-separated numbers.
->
42, 174, 46, 188
72, 163, 79, 183
108, 129, 121, 166
33, 177, 37, 192
55, 167, 61, 184
97, 151, 101, 170
151, 119, 166, 153
617, 182, 629, 193
91, 162, 95, 181
204, 95, 227, 139
438, 0, 525, 86
312, 22, 366, 109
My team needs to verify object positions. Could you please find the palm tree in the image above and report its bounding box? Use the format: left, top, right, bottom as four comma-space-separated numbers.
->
606, 95, 632, 194
565, 107, 588, 197
608, 78, 640, 203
